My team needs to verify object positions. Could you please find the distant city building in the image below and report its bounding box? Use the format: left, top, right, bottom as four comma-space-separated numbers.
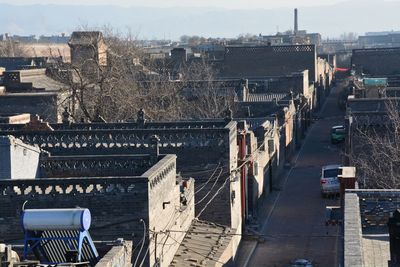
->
0, 33, 70, 44
261, 9, 322, 46
359, 32, 400, 48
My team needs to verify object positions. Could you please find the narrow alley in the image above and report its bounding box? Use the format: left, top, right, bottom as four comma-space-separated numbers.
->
247, 83, 346, 267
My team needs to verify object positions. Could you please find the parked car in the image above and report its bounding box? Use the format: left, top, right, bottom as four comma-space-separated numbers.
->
290, 259, 314, 267
330, 125, 346, 144
320, 164, 341, 197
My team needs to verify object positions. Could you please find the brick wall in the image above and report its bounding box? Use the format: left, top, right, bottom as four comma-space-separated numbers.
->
2, 121, 239, 229
0, 177, 149, 242
38, 155, 155, 178
96, 241, 132, 267
249, 71, 310, 97
0, 93, 58, 123
221, 45, 317, 83
0, 154, 195, 267
352, 47, 400, 76
347, 189, 400, 233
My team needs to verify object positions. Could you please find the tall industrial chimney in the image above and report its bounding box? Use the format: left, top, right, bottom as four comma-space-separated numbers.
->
294, 8, 298, 35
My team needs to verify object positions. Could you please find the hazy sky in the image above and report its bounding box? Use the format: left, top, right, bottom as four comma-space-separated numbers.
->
0, 0, 351, 9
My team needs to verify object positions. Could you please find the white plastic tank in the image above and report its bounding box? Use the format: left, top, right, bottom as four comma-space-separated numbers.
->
22, 208, 91, 231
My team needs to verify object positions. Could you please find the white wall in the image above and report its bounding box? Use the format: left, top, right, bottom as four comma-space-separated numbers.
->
0, 135, 40, 179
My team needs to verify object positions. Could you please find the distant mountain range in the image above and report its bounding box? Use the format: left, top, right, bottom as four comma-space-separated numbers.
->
0, 0, 399, 40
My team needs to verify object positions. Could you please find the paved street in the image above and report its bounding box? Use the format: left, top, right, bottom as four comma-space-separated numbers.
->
247, 84, 346, 267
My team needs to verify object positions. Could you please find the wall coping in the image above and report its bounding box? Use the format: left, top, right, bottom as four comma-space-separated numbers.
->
344, 193, 364, 267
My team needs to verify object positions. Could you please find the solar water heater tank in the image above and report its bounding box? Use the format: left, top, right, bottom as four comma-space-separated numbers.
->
22, 208, 91, 231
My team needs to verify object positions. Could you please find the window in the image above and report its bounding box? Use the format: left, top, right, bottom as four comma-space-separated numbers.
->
324, 168, 339, 178
334, 128, 346, 134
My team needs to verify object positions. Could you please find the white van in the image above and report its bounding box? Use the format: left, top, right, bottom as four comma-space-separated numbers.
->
320, 164, 341, 197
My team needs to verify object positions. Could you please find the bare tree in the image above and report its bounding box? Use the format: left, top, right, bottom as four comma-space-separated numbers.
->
50, 27, 234, 122
348, 100, 400, 188
0, 39, 26, 57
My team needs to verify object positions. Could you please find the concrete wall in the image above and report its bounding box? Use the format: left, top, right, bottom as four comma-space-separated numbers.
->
221, 45, 317, 83
352, 47, 400, 76
0, 135, 40, 179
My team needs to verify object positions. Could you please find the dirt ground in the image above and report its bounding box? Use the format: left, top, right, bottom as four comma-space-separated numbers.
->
22, 43, 70, 62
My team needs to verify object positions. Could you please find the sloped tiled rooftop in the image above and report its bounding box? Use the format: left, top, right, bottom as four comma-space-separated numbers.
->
246, 93, 290, 102
170, 220, 233, 267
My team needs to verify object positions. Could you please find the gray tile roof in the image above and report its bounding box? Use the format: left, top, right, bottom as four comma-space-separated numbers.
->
170, 220, 233, 267
246, 93, 289, 102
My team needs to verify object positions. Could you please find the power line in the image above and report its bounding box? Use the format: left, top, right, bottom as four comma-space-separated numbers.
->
194, 131, 272, 219
183, 164, 222, 176
196, 174, 231, 219
195, 168, 224, 205
194, 161, 222, 194
152, 228, 244, 237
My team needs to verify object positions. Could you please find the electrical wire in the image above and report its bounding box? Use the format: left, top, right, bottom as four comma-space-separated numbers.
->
194, 161, 222, 194
138, 242, 150, 267
151, 228, 244, 237
133, 219, 146, 267
194, 131, 273, 219
196, 174, 232, 219
195, 167, 224, 205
